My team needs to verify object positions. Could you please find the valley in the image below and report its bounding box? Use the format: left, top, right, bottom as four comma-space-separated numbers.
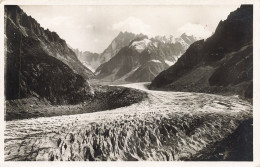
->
4, 83, 253, 161
4, 4, 254, 162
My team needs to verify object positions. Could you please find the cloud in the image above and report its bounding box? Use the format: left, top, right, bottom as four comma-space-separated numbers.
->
112, 17, 151, 35
46, 16, 72, 26
75, 25, 94, 30
87, 7, 93, 12
94, 39, 99, 43
177, 23, 212, 39
39, 16, 74, 30
85, 25, 94, 29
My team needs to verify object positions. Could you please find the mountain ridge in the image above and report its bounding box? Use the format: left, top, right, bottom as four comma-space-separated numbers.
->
5, 5, 94, 79
5, 5, 93, 104
95, 33, 196, 82
150, 5, 253, 98
73, 31, 146, 72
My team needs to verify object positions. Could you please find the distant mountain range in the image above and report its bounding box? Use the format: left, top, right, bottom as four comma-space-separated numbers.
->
73, 49, 99, 72
5, 5, 197, 104
74, 32, 145, 72
93, 33, 196, 82
150, 5, 253, 98
5, 5, 93, 104
5, 4, 252, 104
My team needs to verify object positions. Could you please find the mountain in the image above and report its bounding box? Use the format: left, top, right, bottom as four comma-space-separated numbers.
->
154, 33, 197, 50
150, 5, 253, 98
73, 49, 99, 72
73, 32, 144, 72
95, 33, 196, 82
96, 32, 146, 68
5, 5, 93, 104
5, 5, 94, 79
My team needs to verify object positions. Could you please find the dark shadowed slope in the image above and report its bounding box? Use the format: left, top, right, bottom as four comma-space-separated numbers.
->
188, 118, 253, 161
5, 5, 93, 104
5, 85, 148, 121
150, 5, 253, 98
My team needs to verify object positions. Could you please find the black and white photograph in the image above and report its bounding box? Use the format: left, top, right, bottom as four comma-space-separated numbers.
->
1, 0, 259, 166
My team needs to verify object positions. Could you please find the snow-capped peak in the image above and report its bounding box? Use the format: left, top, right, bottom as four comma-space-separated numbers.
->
154, 35, 175, 44
131, 38, 151, 53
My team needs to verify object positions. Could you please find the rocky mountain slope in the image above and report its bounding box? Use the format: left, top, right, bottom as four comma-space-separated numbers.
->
5, 5, 93, 104
5, 5, 94, 79
96, 34, 196, 82
150, 5, 253, 98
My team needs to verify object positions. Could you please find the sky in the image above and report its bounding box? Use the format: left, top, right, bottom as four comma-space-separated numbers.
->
20, 5, 240, 53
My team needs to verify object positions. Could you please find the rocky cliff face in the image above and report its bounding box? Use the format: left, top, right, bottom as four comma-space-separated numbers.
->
5, 5, 93, 104
95, 34, 196, 82
150, 5, 253, 98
